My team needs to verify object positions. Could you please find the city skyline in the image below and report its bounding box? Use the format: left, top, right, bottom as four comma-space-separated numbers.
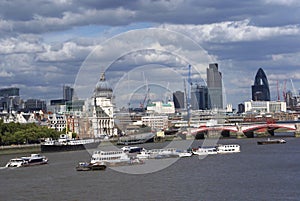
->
1, 1, 300, 108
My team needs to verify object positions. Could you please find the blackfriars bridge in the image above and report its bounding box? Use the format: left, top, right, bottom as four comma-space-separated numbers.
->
184, 122, 300, 138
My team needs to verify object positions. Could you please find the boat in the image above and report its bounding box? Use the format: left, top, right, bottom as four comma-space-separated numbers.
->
257, 138, 286, 145
41, 134, 101, 152
121, 146, 143, 153
217, 144, 240, 154
76, 162, 91, 171
177, 150, 193, 158
192, 146, 218, 156
116, 132, 155, 145
5, 154, 48, 168
91, 150, 143, 166
75, 161, 106, 171
137, 148, 180, 159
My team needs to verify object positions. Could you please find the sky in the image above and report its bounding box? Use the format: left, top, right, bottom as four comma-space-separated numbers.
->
1, 0, 300, 109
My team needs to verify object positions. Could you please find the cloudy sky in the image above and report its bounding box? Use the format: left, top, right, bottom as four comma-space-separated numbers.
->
1, 0, 300, 109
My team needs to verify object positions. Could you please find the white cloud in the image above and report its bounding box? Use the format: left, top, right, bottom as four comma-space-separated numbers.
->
161, 20, 300, 43
0, 69, 13, 78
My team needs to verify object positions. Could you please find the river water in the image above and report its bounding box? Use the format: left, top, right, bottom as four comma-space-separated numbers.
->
1, 137, 300, 201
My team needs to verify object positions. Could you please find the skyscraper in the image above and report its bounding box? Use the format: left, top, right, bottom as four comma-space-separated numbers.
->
191, 84, 209, 110
251, 68, 270, 101
173, 91, 185, 109
63, 85, 74, 101
207, 63, 223, 109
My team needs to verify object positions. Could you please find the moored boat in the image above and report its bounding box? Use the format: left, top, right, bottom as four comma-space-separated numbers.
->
192, 146, 218, 156
217, 144, 240, 154
257, 138, 286, 145
75, 161, 106, 171
91, 150, 143, 166
41, 134, 101, 152
6, 154, 48, 168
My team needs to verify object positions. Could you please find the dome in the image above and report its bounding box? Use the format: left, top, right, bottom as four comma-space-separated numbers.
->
94, 72, 113, 98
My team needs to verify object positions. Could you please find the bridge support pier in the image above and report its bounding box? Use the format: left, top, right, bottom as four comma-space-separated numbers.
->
295, 123, 300, 137
236, 131, 246, 138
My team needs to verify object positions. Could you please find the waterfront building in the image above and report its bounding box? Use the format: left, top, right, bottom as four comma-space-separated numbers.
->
251, 68, 270, 101
173, 91, 185, 109
244, 100, 286, 113
207, 63, 223, 109
141, 115, 169, 130
146, 101, 175, 114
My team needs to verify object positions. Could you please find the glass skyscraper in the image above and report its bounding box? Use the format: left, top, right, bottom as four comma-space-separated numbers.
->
207, 63, 223, 109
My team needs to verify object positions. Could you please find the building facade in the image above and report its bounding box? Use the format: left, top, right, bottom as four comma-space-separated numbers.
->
244, 100, 286, 113
141, 115, 169, 130
207, 63, 223, 109
63, 85, 74, 101
173, 91, 185, 109
251, 68, 270, 101
191, 84, 209, 110
91, 72, 115, 137
146, 101, 175, 114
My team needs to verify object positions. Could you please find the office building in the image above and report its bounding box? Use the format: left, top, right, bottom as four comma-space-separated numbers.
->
63, 85, 74, 101
191, 84, 209, 110
207, 63, 223, 109
173, 91, 185, 109
251, 68, 270, 101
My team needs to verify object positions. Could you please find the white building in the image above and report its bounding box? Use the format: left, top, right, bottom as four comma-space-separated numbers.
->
244, 100, 286, 113
90, 73, 115, 137
48, 113, 66, 132
141, 115, 169, 130
146, 101, 175, 114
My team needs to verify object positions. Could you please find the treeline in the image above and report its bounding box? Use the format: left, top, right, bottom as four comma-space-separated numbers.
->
0, 119, 62, 145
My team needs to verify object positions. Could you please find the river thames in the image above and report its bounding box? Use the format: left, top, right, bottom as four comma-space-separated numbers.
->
1, 137, 300, 201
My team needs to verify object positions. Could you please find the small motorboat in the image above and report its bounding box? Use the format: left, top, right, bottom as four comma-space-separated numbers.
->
257, 138, 286, 145
76, 162, 106, 171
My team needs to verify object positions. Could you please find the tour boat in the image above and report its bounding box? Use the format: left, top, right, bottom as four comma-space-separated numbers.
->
137, 148, 179, 159
41, 134, 101, 152
192, 147, 218, 156
217, 144, 240, 154
5, 154, 48, 168
257, 138, 286, 145
91, 150, 144, 166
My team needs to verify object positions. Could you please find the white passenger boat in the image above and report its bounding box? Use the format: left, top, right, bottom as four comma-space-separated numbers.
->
5, 154, 48, 168
192, 147, 218, 156
91, 150, 144, 166
217, 144, 240, 154
91, 150, 131, 164
137, 148, 180, 159
177, 151, 193, 158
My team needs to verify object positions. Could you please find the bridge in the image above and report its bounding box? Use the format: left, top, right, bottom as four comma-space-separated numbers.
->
184, 122, 300, 138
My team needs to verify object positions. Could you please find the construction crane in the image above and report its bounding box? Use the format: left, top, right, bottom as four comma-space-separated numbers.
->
277, 80, 280, 101
290, 79, 297, 96
140, 87, 150, 109
283, 80, 287, 102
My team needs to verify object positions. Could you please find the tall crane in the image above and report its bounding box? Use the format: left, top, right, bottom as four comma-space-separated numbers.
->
290, 79, 297, 96
283, 80, 287, 102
